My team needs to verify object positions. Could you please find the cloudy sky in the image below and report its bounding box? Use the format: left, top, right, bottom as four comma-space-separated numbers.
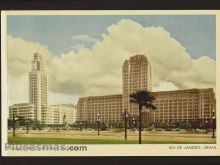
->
7, 15, 216, 105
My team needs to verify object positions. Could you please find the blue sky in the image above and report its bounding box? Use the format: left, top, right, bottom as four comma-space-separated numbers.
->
8, 15, 216, 60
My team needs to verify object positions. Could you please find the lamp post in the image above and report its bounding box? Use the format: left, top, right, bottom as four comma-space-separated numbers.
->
212, 111, 216, 138
12, 114, 19, 137
170, 120, 174, 130
26, 118, 29, 134
205, 117, 208, 134
155, 120, 158, 130
132, 116, 136, 132
193, 118, 196, 131
124, 109, 128, 140
12, 114, 16, 137
79, 121, 82, 132
97, 113, 101, 136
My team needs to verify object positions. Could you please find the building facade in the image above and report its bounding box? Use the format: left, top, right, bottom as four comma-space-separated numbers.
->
9, 103, 35, 120
77, 54, 216, 128
43, 104, 76, 125
77, 94, 122, 125
122, 55, 152, 116
149, 88, 215, 127
29, 52, 48, 121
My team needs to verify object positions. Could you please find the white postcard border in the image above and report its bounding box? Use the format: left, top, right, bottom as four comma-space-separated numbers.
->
1, 10, 220, 156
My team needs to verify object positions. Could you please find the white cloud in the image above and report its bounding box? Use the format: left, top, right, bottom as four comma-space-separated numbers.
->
7, 35, 53, 77
48, 19, 215, 98
72, 34, 98, 43
48, 91, 79, 105
7, 19, 216, 105
8, 74, 29, 105
152, 82, 178, 92
7, 35, 53, 105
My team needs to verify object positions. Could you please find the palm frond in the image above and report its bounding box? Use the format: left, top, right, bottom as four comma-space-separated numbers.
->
129, 90, 157, 110
130, 98, 137, 104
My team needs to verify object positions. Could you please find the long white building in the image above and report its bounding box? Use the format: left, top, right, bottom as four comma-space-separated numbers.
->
9, 103, 35, 120
43, 104, 76, 125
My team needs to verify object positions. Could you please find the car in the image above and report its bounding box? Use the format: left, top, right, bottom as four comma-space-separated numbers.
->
174, 128, 181, 131
208, 129, 213, 132
195, 129, 203, 133
165, 128, 172, 131
145, 128, 152, 131
185, 128, 194, 132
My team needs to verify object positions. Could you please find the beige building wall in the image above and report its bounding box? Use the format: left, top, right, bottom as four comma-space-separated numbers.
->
77, 97, 89, 122
150, 88, 215, 124
77, 94, 122, 124
10, 87, 215, 128
122, 55, 152, 116
76, 88, 215, 127
77, 54, 215, 128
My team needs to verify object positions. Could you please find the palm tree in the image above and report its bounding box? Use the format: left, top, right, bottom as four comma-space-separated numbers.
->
130, 90, 157, 144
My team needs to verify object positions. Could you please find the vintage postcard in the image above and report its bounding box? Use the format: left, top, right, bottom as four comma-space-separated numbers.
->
1, 10, 220, 156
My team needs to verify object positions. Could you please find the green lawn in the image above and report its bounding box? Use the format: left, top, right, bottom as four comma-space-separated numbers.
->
8, 136, 212, 144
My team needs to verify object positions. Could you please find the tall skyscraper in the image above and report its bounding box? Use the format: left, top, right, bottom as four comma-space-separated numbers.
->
122, 55, 152, 116
29, 52, 48, 121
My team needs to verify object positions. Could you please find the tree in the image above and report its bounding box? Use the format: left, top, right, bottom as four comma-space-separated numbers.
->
25, 118, 34, 134
69, 123, 77, 130
100, 122, 108, 131
16, 116, 26, 126
8, 118, 13, 129
159, 122, 169, 129
115, 122, 123, 129
179, 121, 192, 129
11, 116, 30, 134
32, 119, 45, 131
130, 90, 157, 144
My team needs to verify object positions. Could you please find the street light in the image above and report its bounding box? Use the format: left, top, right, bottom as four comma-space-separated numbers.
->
124, 109, 128, 140
12, 114, 19, 137
132, 116, 136, 132
170, 120, 174, 130
205, 117, 208, 134
26, 118, 29, 134
97, 113, 101, 136
212, 111, 216, 138
79, 121, 83, 132
155, 120, 158, 130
